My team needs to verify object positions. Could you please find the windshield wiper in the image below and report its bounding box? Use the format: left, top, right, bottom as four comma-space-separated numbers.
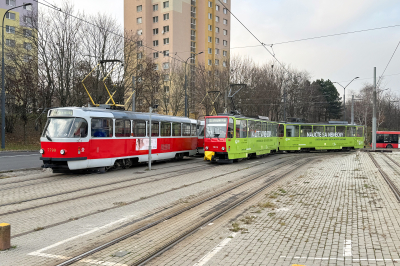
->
46, 134, 53, 142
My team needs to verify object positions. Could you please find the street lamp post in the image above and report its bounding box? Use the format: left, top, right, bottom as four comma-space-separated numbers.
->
184, 51, 203, 117
1, 3, 32, 149
333, 77, 359, 122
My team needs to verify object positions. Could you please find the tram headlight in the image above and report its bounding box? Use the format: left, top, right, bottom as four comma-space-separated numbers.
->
39, 149, 44, 154
221, 147, 225, 151
60, 149, 66, 155
205, 146, 209, 150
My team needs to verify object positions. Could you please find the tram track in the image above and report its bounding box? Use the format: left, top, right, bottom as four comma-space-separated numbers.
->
55, 154, 317, 266
368, 153, 400, 202
0, 158, 203, 191
11, 154, 297, 238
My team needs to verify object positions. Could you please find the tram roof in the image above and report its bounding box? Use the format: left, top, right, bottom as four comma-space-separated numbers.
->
49, 107, 197, 123
280, 122, 363, 126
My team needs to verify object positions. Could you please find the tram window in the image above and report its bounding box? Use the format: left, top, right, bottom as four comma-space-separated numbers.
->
172, 123, 181, 136
115, 120, 131, 137
346, 127, 356, 137
133, 121, 146, 137
300, 126, 312, 137
227, 118, 234, 138
161, 122, 171, 137
149, 122, 159, 137
191, 124, 197, 136
255, 121, 262, 137
182, 123, 191, 136
278, 124, 284, 137
262, 122, 268, 137
313, 126, 324, 135
357, 127, 364, 137
236, 120, 247, 138
272, 123, 278, 137
286, 125, 299, 137
248, 120, 256, 138
197, 125, 204, 137
336, 126, 345, 137
43, 117, 88, 138
91, 118, 113, 138
326, 126, 335, 136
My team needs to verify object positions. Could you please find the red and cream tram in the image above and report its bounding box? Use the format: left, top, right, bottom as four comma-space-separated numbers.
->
196, 120, 205, 154
40, 107, 198, 172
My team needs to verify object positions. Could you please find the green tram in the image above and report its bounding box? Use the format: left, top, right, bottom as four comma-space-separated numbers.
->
204, 115, 279, 163
278, 122, 365, 151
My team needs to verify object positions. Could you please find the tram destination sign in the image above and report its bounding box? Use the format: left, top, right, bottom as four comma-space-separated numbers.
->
49, 109, 73, 117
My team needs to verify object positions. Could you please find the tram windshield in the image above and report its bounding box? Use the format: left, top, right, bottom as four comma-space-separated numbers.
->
206, 118, 227, 138
42, 117, 88, 139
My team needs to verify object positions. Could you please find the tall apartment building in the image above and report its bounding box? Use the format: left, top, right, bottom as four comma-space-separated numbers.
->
124, 0, 231, 70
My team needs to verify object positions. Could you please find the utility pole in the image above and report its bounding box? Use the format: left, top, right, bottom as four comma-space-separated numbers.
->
148, 106, 153, 170
283, 85, 287, 121
372, 67, 377, 151
132, 76, 136, 112
351, 95, 354, 125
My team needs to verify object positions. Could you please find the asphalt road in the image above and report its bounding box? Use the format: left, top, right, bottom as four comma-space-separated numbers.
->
0, 151, 42, 172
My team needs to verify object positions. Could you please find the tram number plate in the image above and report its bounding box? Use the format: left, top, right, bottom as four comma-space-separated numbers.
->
47, 148, 56, 152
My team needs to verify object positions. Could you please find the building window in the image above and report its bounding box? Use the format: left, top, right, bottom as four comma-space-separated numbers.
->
208, 25, 212, 31
153, 16, 158, 23
137, 5, 142, 12
223, 8, 227, 14
163, 38, 169, 45
163, 13, 169, 20
223, 19, 228, 25
6, 39, 15, 47
6, 25, 15, 34
208, 13, 212, 19
138, 64, 143, 70
153, 40, 159, 46
137, 29, 142, 35
164, 86, 169, 93
163, 62, 169, 69
163, 50, 169, 56
223, 0, 227, 3
153, 64, 158, 70
153, 52, 159, 59
164, 74, 169, 81
216, 27, 219, 33
24, 42, 32, 50
137, 52, 143, 59
5, 12, 15, 20
23, 3, 32, 10
208, 36, 212, 42
223, 50, 227, 57
23, 54, 33, 62
137, 17, 142, 24
6, 0, 15, 6
215, 37, 219, 44
215, 48, 219, 55
208, 1, 212, 7
163, 1, 169, 8
215, 16, 219, 22
208, 48, 212, 54
215, 59, 219, 65
223, 29, 227, 35
23, 16, 32, 24
223, 61, 227, 67
153, 28, 159, 35
137, 41, 143, 47
223, 40, 228, 46
163, 25, 169, 33
216, 5, 220, 11
24, 29, 32, 37
208, 59, 212, 66
153, 4, 158, 11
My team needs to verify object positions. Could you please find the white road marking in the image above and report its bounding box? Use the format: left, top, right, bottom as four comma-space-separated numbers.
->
193, 233, 237, 266
29, 214, 137, 263
0, 154, 39, 158
247, 161, 259, 164
344, 240, 352, 256
280, 256, 397, 262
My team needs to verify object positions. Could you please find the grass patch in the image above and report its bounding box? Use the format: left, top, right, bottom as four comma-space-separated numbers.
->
269, 193, 278, 199
258, 202, 276, 208
268, 212, 276, 217
113, 202, 128, 206
241, 215, 256, 225
0, 175, 10, 179
34, 227, 44, 231
1, 143, 41, 151
279, 188, 287, 194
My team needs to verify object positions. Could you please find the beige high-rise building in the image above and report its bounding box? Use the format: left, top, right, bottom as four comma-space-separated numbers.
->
124, 0, 231, 69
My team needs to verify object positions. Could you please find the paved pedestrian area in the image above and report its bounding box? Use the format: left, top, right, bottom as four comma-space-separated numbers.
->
152, 152, 400, 266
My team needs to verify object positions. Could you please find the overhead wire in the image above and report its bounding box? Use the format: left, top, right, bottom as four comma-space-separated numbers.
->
377, 40, 400, 85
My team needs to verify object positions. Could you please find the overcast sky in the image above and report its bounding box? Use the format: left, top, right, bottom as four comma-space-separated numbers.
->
47, 0, 400, 99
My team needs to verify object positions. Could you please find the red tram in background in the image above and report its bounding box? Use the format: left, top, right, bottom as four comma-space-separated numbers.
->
40, 107, 199, 172
376, 131, 400, 148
